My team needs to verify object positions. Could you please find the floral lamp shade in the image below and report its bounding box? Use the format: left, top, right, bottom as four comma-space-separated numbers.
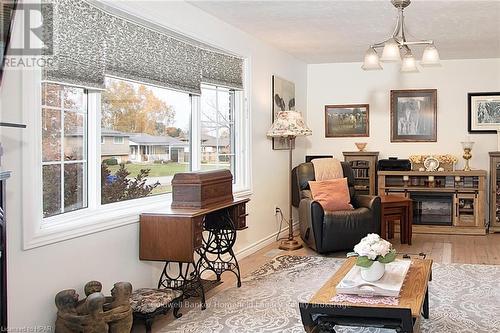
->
267, 111, 312, 138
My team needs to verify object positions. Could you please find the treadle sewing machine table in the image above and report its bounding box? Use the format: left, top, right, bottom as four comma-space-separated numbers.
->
139, 198, 249, 309
300, 257, 432, 333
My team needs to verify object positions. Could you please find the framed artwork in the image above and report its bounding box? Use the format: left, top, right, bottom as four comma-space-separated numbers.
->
390, 89, 437, 142
468, 92, 500, 133
272, 75, 296, 150
324, 104, 369, 137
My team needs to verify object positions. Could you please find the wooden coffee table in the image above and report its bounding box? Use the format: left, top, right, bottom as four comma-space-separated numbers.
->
299, 257, 432, 333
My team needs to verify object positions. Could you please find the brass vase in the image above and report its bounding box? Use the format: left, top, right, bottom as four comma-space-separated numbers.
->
461, 141, 474, 171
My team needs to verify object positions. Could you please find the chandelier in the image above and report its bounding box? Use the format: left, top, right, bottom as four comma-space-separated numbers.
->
362, 0, 440, 72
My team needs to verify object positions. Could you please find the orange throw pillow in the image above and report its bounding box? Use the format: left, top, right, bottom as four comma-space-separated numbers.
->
308, 178, 354, 212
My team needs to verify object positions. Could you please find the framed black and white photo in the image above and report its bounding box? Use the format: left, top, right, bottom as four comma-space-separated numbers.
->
272, 75, 296, 150
324, 104, 369, 137
390, 89, 437, 142
468, 92, 500, 133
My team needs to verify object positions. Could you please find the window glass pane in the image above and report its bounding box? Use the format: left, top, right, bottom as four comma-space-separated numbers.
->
201, 88, 216, 123
217, 88, 230, 121
200, 85, 235, 177
42, 108, 61, 162
41, 83, 88, 219
64, 111, 85, 161
41, 83, 61, 108
43, 164, 61, 218
101, 77, 191, 204
64, 163, 86, 213
62, 87, 85, 111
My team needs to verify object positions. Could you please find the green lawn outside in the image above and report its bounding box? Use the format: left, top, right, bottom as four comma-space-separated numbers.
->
108, 162, 190, 177
108, 162, 230, 177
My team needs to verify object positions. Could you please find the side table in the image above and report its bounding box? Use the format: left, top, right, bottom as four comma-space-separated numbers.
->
380, 195, 413, 245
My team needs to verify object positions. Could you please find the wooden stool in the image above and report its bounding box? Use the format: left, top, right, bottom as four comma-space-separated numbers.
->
130, 288, 183, 333
380, 195, 413, 245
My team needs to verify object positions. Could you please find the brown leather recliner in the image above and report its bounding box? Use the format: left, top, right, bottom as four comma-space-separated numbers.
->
292, 161, 381, 253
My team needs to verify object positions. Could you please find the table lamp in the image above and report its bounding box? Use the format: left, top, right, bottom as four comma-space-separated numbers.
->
267, 111, 312, 250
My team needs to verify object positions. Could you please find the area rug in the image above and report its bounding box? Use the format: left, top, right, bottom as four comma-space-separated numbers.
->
161, 255, 500, 333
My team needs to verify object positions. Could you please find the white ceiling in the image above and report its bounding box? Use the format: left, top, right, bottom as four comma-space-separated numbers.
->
189, 0, 500, 64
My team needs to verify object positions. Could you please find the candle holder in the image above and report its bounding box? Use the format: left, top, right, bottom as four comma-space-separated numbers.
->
461, 141, 474, 171
403, 175, 409, 187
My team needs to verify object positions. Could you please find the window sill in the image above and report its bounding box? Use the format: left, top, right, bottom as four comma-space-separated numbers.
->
23, 194, 171, 250
23, 188, 252, 250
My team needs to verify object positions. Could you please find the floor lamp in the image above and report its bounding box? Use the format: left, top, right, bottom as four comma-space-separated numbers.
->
267, 111, 312, 251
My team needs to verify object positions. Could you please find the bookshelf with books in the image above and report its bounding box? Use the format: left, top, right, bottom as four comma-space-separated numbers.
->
343, 152, 379, 196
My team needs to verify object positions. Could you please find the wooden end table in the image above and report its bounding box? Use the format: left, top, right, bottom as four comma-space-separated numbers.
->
380, 195, 413, 245
299, 257, 432, 333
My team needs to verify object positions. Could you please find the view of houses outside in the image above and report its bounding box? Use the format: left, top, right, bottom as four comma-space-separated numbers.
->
41, 78, 235, 217
100, 77, 233, 202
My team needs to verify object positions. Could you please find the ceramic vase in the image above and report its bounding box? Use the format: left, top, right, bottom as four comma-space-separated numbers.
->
360, 261, 385, 282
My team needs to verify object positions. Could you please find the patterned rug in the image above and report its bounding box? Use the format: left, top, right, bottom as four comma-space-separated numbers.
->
161, 255, 500, 333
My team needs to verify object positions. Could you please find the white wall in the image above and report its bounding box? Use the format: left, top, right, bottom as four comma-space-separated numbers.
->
306, 59, 500, 172
0, 1, 307, 327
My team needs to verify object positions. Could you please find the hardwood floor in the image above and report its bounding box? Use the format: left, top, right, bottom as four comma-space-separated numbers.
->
146, 232, 500, 332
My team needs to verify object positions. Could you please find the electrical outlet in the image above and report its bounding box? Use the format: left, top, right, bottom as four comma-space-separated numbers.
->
273, 205, 279, 216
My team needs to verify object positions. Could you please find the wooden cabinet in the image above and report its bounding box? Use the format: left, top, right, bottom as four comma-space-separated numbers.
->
378, 170, 486, 235
489, 152, 500, 232
453, 192, 478, 227
139, 198, 249, 262
343, 152, 379, 196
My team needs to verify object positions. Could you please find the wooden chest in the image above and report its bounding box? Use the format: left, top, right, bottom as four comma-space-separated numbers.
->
171, 170, 234, 209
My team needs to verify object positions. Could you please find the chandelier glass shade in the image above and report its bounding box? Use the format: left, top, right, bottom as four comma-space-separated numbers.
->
380, 38, 401, 62
362, 0, 441, 72
401, 51, 418, 72
361, 47, 383, 70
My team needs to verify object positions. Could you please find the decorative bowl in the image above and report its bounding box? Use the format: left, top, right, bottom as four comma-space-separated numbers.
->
355, 142, 367, 152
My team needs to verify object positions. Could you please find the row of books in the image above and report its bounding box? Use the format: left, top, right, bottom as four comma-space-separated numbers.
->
352, 168, 369, 178
350, 160, 370, 168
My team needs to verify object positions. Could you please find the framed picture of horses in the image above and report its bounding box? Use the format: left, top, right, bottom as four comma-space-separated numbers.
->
324, 104, 369, 137
390, 89, 437, 142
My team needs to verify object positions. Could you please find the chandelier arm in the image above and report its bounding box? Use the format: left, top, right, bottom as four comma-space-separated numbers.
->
391, 10, 402, 38
400, 11, 435, 46
400, 9, 407, 42
401, 40, 434, 46
371, 38, 393, 48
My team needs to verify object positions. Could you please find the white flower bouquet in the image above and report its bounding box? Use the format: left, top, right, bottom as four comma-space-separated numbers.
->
350, 234, 396, 268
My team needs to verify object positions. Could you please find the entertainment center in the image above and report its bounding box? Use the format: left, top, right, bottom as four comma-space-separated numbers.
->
378, 170, 487, 235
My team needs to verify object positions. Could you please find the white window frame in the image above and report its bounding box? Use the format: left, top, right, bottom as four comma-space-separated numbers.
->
22, 63, 251, 250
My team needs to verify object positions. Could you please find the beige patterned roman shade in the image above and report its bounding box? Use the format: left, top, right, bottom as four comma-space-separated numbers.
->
42, 0, 244, 94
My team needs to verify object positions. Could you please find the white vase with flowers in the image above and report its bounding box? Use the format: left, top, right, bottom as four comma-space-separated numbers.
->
350, 234, 396, 282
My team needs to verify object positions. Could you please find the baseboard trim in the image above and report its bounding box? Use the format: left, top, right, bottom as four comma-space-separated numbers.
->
234, 222, 300, 260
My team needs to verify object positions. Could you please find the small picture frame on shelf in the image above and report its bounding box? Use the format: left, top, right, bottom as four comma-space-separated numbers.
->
390, 89, 437, 142
468, 92, 500, 133
325, 104, 369, 137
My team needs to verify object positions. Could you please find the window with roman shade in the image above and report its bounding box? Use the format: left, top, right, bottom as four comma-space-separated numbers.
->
22, 0, 250, 249
42, 0, 244, 94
